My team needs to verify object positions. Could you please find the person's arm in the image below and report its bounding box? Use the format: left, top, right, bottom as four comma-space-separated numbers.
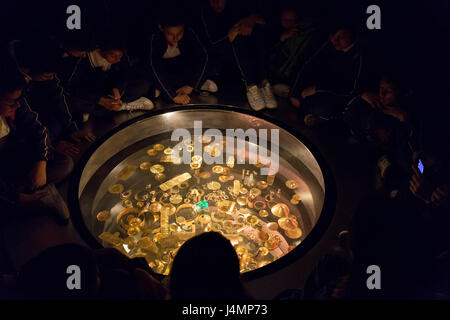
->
54, 76, 79, 136
149, 34, 177, 100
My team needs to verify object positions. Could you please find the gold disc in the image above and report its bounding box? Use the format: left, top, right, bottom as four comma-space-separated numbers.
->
236, 196, 248, 206
267, 222, 278, 231
147, 149, 157, 156
163, 148, 173, 155
153, 144, 165, 151
285, 180, 298, 189
271, 203, 290, 217
199, 171, 211, 179
246, 215, 258, 226
257, 247, 269, 256
139, 162, 151, 171
150, 164, 165, 174
212, 165, 224, 174
155, 173, 166, 181
169, 194, 183, 204
285, 227, 303, 239
222, 167, 230, 175
258, 231, 269, 241
108, 184, 124, 194
207, 181, 221, 191
278, 217, 298, 231
256, 181, 268, 189
218, 175, 229, 183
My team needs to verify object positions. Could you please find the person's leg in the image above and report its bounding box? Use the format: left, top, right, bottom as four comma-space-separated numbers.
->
46, 150, 74, 186
230, 37, 259, 87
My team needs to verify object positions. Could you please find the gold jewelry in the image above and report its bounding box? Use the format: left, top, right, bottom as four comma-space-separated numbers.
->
218, 175, 228, 183
285, 180, 298, 189
169, 194, 183, 204
199, 171, 211, 179
175, 203, 193, 214
222, 167, 230, 175
266, 174, 275, 186
127, 227, 141, 236
134, 190, 149, 201
160, 203, 176, 216
212, 165, 224, 174
217, 200, 237, 215
278, 216, 298, 230
149, 202, 162, 213
258, 230, 269, 241
207, 181, 221, 191
267, 222, 278, 231
96, 210, 110, 222
249, 188, 261, 198
198, 135, 212, 144
258, 209, 269, 218
239, 207, 250, 214
163, 148, 173, 155
155, 173, 166, 181
246, 215, 259, 226
256, 181, 268, 189
236, 196, 247, 206
254, 201, 266, 211
108, 184, 124, 194
169, 186, 179, 194
239, 187, 248, 195
197, 214, 211, 226
187, 145, 194, 153
147, 148, 157, 156
264, 236, 278, 250
136, 201, 144, 208
271, 203, 290, 217
211, 210, 226, 222
123, 200, 133, 207
285, 227, 302, 239
139, 162, 151, 171
120, 190, 132, 199
290, 194, 302, 205
153, 144, 165, 151
150, 164, 165, 174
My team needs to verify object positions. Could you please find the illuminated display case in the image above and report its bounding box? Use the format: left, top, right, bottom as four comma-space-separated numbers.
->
69, 106, 335, 279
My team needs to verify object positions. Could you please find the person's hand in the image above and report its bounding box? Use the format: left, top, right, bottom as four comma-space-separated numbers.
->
18, 189, 48, 206
228, 23, 241, 42
70, 129, 96, 143
409, 162, 434, 204
173, 93, 191, 105
239, 15, 265, 36
176, 86, 194, 96
290, 97, 301, 109
29, 161, 47, 190
99, 96, 122, 111
431, 184, 450, 209
301, 86, 316, 99
382, 106, 408, 122
361, 91, 383, 109
55, 140, 80, 157
280, 28, 300, 42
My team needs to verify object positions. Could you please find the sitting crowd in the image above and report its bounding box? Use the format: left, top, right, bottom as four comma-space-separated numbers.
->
0, 0, 449, 300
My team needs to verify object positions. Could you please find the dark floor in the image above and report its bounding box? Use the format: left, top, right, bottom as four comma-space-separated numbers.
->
0, 82, 377, 299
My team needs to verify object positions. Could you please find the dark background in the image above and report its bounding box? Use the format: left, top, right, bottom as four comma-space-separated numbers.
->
0, 0, 449, 138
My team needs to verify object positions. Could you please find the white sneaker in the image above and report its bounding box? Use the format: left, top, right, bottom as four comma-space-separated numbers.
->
200, 79, 218, 93
261, 80, 278, 109
120, 97, 154, 111
246, 85, 265, 111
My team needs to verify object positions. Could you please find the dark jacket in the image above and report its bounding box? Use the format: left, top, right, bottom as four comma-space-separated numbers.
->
149, 28, 208, 99
25, 76, 78, 144
290, 41, 368, 99
69, 51, 132, 104
0, 98, 50, 204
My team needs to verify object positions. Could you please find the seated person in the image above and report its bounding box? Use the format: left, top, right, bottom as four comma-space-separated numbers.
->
57, 30, 96, 91
13, 36, 96, 159
197, 0, 277, 110
289, 22, 366, 126
149, 7, 214, 105
269, 5, 325, 98
0, 60, 71, 224
69, 28, 153, 122
344, 72, 418, 193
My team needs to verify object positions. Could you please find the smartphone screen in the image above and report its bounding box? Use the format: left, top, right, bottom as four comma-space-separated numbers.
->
418, 159, 424, 174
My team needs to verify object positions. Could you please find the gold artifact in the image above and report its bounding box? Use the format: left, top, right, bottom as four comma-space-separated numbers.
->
285, 180, 298, 189
97, 210, 111, 221
139, 162, 151, 171
271, 203, 290, 217
108, 184, 124, 194
150, 164, 165, 174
